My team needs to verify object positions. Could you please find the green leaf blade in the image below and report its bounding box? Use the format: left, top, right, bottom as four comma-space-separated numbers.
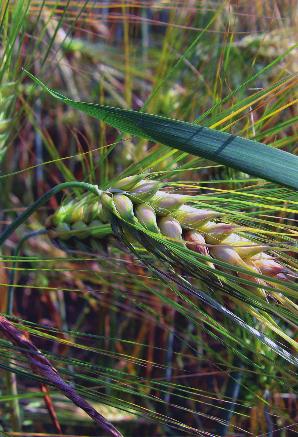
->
26, 71, 298, 189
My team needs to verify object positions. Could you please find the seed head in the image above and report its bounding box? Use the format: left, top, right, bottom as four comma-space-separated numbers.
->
202, 222, 235, 244
48, 177, 293, 296
252, 254, 288, 278
135, 204, 159, 233
113, 175, 143, 191
221, 234, 267, 258
89, 201, 104, 222
101, 193, 115, 222
174, 205, 221, 229
129, 180, 160, 202
150, 191, 188, 214
70, 203, 91, 224
51, 201, 75, 226
184, 230, 215, 269
113, 194, 135, 221
210, 245, 249, 269
184, 231, 208, 255
158, 216, 183, 242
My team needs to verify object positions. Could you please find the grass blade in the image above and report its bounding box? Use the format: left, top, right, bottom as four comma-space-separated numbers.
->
25, 72, 298, 189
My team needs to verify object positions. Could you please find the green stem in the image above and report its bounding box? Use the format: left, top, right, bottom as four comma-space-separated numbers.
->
0, 182, 102, 248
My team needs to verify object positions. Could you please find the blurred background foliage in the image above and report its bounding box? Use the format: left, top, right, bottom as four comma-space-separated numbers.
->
0, 0, 297, 435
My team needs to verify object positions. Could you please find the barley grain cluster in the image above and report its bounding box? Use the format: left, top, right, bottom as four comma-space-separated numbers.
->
47, 176, 292, 296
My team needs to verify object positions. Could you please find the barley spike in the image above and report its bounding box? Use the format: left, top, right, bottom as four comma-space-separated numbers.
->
47, 177, 295, 295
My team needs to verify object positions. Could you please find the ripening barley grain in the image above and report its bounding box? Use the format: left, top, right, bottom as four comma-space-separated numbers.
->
47, 177, 295, 297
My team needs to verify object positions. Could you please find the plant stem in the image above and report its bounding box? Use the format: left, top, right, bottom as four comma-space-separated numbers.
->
0, 181, 102, 248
